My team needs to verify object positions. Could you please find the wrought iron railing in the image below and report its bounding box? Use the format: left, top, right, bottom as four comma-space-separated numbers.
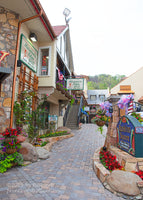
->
77, 96, 83, 126
134, 101, 143, 112
63, 103, 71, 126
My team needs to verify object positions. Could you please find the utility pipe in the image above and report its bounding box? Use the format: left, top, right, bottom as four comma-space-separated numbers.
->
10, 11, 42, 128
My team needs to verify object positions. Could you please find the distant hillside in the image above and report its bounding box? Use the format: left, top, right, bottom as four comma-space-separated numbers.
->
87, 74, 126, 90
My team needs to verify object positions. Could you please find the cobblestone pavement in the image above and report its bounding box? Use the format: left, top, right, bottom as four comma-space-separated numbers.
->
0, 124, 124, 200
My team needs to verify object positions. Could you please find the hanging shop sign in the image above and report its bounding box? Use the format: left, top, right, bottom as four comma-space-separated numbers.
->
19, 34, 38, 72
117, 115, 143, 157
66, 78, 84, 90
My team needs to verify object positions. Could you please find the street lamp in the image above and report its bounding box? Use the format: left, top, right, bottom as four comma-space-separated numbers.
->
63, 8, 72, 24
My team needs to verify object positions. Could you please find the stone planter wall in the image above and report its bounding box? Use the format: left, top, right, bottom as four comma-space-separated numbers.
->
105, 105, 120, 148
0, 6, 19, 132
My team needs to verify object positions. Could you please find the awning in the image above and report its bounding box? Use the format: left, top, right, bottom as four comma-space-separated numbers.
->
0, 67, 11, 82
118, 85, 134, 94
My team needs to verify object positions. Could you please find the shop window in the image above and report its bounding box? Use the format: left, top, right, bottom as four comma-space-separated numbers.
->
38, 47, 51, 76
90, 95, 97, 101
99, 95, 105, 102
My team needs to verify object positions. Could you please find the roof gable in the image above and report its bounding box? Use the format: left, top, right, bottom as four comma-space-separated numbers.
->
52, 25, 67, 37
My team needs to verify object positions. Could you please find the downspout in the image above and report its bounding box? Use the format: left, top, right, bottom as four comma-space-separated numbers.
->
10, 11, 42, 128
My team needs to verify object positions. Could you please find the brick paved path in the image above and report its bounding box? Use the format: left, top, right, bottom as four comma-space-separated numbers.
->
0, 124, 124, 200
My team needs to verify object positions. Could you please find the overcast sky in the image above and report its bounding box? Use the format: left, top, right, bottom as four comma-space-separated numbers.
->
40, 0, 143, 77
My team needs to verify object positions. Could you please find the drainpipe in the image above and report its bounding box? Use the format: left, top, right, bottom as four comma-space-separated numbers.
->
10, 11, 42, 128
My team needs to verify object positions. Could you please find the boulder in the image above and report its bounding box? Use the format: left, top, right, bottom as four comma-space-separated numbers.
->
36, 147, 50, 160
106, 170, 142, 196
19, 142, 38, 162
56, 126, 71, 134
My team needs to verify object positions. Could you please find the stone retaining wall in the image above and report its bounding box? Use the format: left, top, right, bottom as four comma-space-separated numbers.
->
93, 147, 143, 199
0, 6, 19, 132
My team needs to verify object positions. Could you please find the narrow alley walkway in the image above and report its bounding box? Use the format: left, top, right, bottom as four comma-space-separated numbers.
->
0, 124, 124, 200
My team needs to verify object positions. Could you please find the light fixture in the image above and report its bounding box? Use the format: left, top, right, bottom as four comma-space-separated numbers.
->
63, 8, 71, 24
63, 8, 71, 17
29, 33, 37, 42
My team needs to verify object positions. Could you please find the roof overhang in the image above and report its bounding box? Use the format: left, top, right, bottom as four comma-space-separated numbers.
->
0, 67, 11, 82
0, 0, 56, 43
38, 86, 69, 105
118, 85, 135, 94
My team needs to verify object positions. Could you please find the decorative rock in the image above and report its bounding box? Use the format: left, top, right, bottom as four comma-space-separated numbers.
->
8, 19, 18, 27
23, 161, 32, 166
136, 195, 143, 199
107, 170, 142, 196
56, 126, 71, 134
19, 142, 38, 162
0, 41, 5, 49
0, 108, 5, 116
36, 147, 50, 160
3, 98, 11, 107
0, 14, 7, 22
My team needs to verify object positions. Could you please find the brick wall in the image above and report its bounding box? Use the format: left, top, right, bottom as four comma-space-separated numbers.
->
0, 6, 19, 132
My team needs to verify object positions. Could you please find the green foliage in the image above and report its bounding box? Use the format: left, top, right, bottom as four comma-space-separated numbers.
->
0, 154, 14, 173
98, 126, 104, 135
87, 74, 125, 90
12, 152, 24, 166
14, 91, 48, 142
38, 131, 68, 138
131, 112, 143, 123
40, 141, 49, 147
0, 152, 24, 173
70, 98, 75, 106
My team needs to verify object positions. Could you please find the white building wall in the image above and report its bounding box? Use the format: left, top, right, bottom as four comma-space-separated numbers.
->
38, 41, 57, 87
111, 67, 143, 101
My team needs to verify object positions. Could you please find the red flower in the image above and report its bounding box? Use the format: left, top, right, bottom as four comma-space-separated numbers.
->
99, 147, 124, 172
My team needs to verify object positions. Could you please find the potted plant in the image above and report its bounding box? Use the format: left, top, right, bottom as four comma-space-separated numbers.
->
91, 109, 110, 127
91, 109, 110, 135
0, 128, 21, 154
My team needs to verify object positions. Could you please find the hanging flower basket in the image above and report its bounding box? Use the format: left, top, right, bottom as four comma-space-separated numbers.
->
4, 137, 16, 142
96, 121, 106, 127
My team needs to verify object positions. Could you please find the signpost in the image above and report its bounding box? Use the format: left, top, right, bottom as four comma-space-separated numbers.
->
117, 115, 143, 157
66, 78, 84, 90
19, 34, 38, 72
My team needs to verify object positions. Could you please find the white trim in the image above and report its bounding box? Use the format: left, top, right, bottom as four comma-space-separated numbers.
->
38, 46, 51, 76
56, 26, 68, 39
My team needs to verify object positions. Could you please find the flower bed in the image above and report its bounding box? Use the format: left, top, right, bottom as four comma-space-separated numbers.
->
99, 147, 124, 171
38, 131, 69, 139
135, 170, 143, 180
0, 152, 23, 173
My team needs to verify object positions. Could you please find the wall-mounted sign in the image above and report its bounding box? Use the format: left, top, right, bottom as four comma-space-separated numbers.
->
0, 51, 9, 63
66, 78, 84, 90
117, 115, 143, 157
19, 34, 38, 72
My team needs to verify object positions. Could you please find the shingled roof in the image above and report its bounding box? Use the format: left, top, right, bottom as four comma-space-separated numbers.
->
52, 25, 67, 37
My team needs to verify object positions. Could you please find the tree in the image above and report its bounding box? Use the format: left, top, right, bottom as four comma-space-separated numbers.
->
87, 74, 125, 90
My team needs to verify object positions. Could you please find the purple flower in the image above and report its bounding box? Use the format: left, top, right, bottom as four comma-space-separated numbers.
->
2, 147, 6, 152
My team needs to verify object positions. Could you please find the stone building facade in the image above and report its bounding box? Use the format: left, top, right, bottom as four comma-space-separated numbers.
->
0, 6, 19, 132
